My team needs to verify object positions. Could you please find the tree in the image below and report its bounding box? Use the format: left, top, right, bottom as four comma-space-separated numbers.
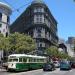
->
46, 46, 70, 60
73, 40, 75, 57
0, 33, 36, 62
0, 33, 10, 61
0, 33, 4, 50
47, 46, 58, 57
8, 32, 36, 54
0, 33, 10, 51
0, 32, 36, 54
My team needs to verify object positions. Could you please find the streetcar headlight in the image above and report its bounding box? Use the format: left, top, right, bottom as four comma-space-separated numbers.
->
11, 64, 13, 66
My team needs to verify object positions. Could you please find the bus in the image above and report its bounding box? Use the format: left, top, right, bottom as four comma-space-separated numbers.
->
7, 54, 46, 71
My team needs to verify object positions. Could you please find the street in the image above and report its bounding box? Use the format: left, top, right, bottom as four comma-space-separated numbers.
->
0, 68, 75, 75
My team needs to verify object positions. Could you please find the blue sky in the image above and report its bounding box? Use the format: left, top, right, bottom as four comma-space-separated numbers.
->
0, 0, 75, 41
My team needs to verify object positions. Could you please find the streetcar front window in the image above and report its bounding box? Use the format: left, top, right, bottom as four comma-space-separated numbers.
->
13, 59, 18, 62
8, 58, 18, 62
9, 59, 13, 62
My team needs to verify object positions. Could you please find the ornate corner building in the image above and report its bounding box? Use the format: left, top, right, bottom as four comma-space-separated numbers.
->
10, 0, 58, 55
0, 2, 12, 37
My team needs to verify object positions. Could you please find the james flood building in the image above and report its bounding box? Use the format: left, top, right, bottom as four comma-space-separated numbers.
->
10, 0, 58, 55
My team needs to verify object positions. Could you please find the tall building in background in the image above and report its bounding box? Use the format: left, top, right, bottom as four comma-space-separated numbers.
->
64, 37, 75, 57
0, 2, 12, 37
66, 44, 74, 57
58, 38, 67, 54
68, 37, 75, 44
10, 0, 58, 55
68, 37, 75, 50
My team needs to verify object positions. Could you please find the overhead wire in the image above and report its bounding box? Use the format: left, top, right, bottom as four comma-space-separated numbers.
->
3, 0, 32, 13
3, 0, 15, 8
12, 1, 32, 12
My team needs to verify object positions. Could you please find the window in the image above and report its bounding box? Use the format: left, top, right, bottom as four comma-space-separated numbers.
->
7, 16, 10, 23
29, 31, 33, 37
23, 58, 27, 62
34, 7, 44, 13
44, 18, 49, 26
29, 58, 32, 62
0, 23, 2, 27
37, 59, 40, 62
40, 43, 42, 47
37, 27, 42, 33
40, 59, 44, 62
0, 13, 2, 21
19, 58, 22, 62
37, 43, 39, 47
38, 33, 41, 37
48, 21, 51, 28
34, 59, 37, 62
9, 59, 13, 62
6, 32, 8, 37
13, 59, 18, 62
9, 58, 18, 62
34, 15, 44, 23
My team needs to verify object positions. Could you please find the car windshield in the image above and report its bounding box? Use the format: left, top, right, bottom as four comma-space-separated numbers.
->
44, 63, 51, 67
9, 59, 13, 62
61, 61, 69, 64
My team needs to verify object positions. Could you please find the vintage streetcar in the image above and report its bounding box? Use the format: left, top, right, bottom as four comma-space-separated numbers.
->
7, 54, 46, 71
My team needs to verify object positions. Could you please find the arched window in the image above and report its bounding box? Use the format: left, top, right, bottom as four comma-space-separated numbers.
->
0, 13, 2, 21
7, 16, 10, 23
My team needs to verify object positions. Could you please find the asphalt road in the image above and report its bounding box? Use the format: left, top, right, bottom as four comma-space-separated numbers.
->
0, 68, 75, 75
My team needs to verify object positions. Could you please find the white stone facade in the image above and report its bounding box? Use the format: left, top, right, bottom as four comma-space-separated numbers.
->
0, 2, 12, 37
66, 44, 74, 57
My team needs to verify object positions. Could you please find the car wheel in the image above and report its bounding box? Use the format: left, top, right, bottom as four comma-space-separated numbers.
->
43, 69, 46, 71
60, 68, 62, 70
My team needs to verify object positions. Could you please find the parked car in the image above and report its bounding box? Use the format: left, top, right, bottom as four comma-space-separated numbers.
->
53, 61, 60, 68
70, 61, 75, 68
60, 61, 71, 70
2, 62, 8, 69
43, 63, 55, 71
